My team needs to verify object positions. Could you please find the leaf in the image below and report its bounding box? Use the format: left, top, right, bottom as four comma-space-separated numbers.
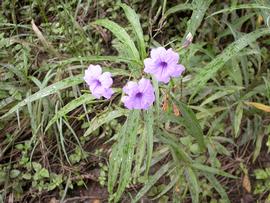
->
61, 55, 141, 67
171, 96, 206, 150
132, 162, 172, 203
185, 167, 200, 203
144, 109, 154, 177
10, 169, 21, 178
39, 168, 49, 178
157, 130, 192, 163
200, 87, 242, 106
208, 3, 270, 18
245, 102, 270, 112
0, 74, 83, 119
119, 3, 146, 59
31, 20, 58, 55
188, 28, 270, 95
133, 109, 153, 180
46, 94, 94, 131
32, 162, 42, 172
108, 110, 140, 202
191, 163, 237, 178
234, 102, 243, 137
253, 133, 264, 162
163, 3, 193, 20
83, 109, 127, 137
204, 173, 230, 202
242, 174, 251, 193
182, 0, 213, 43
93, 19, 140, 61
152, 175, 178, 200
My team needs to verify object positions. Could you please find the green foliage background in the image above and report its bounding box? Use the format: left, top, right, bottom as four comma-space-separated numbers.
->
0, 0, 270, 202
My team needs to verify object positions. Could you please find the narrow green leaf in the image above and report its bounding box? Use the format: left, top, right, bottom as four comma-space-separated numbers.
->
208, 3, 270, 18
188, 28, 270, 95
144, 109, 154, 177
46, 93, 94, 131
112, 110, 140, 202
119, 3, 146, 59
133, 109, 154, 180
83, 109, 127, 137
204, 173, 230, 202
132, 162, 173, 203
253, 133, 264, 162
152, 175, 178, 200
163, 3, 193, 18
200, 87, 241, 106
182, 0, 213, 42
157, 130, 192, 163
191, 163, 237, 179
93, 19, 140, 60
185, 167, 200, 203
0, 75, 83, 119
171, 97, 206, 150
234, 102, 243, 137
61, 55, 141, 66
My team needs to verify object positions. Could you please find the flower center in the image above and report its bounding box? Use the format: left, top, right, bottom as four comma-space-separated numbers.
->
95, 79, 102, 86
135, 92, 143, 98
159, 61, 168, 68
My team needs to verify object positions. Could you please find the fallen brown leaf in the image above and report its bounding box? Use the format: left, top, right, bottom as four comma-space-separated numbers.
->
242, 174, 251, 193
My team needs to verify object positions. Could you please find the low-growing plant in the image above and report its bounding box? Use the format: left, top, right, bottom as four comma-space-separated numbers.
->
1, 0, 270, 202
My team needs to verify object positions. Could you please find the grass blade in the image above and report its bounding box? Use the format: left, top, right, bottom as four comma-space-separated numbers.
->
204, 173, 230, 202
144, 109, 154, 177
0, 74, 83, 119
182, 0, 213, 42
208, 3, 270, 18
93, 19, 140, 61
191, 163, 237, 179
163, 3, 193, 19
171, 96, 206, 150
114, 110, 140, 202
83, 109, 127, 137
234, 102, 243, 137
188, 28, 270, 96
185, 167, 200, 203
132, 162, 173, 203
45, 93, 94, 131
61, 55, 141, 66
119, 3, 146, 59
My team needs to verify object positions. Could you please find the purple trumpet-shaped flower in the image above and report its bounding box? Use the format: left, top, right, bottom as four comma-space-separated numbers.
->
84, 65, 113, 99
122, 78, 155, 110
144, 47, 185, 83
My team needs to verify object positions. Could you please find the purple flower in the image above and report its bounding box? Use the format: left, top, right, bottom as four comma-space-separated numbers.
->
144, 47, 185, 83
122, 78, 155, 110
84, 65, 113, 99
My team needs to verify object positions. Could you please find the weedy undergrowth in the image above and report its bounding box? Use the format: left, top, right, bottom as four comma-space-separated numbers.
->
0, 0, 270, 202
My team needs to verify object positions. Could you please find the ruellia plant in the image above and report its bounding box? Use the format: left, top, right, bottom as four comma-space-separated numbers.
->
80, 3, 237, 203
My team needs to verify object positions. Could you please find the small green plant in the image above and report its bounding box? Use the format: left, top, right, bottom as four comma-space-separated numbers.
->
254, 168, 270, 195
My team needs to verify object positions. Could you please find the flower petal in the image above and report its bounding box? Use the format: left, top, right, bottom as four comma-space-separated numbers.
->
143, 58, 156, 74
138, 78, 150, 93
99, 72, 113, 88
165, 48, 179, 64
169, 64, 185, 77
84, 65, 102, 86
102, 88, 114, 99
89, 65, 102, 77
122, 96, 135, 109
150, 47, 166, 60
123, 81, 138, 95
